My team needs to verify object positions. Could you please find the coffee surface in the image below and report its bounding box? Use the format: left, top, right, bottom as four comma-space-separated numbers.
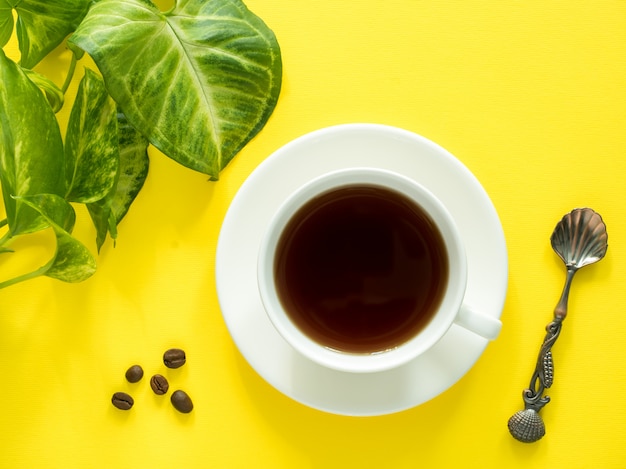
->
274, 185, 449, 353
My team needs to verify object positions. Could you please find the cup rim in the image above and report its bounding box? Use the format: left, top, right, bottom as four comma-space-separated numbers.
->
257, 167, 467, 373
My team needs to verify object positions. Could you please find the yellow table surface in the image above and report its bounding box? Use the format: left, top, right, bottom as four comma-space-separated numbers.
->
2, 1, 626, 467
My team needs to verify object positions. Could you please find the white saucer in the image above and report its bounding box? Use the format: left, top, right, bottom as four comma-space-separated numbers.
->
215, 124, 508, 416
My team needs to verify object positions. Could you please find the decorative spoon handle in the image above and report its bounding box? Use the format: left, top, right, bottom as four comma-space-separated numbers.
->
520, 316, 562, 412
523, 265, 576, 404
507, 294, 566, 442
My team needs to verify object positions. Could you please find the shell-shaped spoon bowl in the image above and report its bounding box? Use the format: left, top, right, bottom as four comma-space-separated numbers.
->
550, 208, 608, 269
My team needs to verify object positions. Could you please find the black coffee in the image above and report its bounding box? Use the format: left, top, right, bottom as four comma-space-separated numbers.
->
274, 185, 449, 354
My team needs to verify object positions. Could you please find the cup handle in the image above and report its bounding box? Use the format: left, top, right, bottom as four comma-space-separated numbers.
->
454, 304, 502, 340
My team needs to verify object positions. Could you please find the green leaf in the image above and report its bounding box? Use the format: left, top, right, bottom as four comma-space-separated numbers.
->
87, 111, 150, 252
17, 194, 75, 233
18, 194, 96, 283
0, 1, 13, 49
8, 0, 91, 69
23, 68, 64, 112
85, 201, 116, 253
0, 49, 65, 236
69, 0, 282, 178
65, 68, 119, 204
45, 229, 97, 282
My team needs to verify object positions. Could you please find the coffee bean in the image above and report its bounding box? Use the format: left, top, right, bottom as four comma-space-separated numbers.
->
112, 392, 134, 410
170, 390, 193, 413
163, 348, 186, 369
125, 364, 144, 383
150, 374, 169, 395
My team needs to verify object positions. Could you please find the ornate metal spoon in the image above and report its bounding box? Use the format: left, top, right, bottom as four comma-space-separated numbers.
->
508, 208, 608, 443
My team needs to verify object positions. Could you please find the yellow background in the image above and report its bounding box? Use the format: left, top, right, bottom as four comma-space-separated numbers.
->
2, 1, 626, 467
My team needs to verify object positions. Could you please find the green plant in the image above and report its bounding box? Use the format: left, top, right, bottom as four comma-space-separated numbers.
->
0, 0, 282, 288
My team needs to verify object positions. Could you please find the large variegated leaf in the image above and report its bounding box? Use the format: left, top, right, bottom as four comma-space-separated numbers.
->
69, 0, 282, 178
0, 50, 65, 236
88, 111, 150, 252
5, 0, 90, 69
65, 68, 119, 204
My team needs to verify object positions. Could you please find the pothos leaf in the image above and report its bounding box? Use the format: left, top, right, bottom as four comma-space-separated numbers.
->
65, 68, 119, 204
18, 194, 96, 283
0, 49, 65, 236
45, 229, 97, 282
6, 0, 90, 69
69, 0, 282, 178
87, 111, 150, 252
16, 194, 75, 232
0, 1, 13, 49
23, 68, 64, 112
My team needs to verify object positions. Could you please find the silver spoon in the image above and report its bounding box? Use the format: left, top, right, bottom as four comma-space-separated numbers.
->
508, 208, 608, 443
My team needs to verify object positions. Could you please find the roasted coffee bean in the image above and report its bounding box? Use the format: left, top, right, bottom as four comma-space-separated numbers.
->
112, 392, 134, 410
163, 348, 186, 369
170, 390, 193, 413
125, 364, 144, 383
150, 374, 169, 395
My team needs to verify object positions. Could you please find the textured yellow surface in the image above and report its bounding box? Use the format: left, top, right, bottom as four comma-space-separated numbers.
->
2, 1, 626, 467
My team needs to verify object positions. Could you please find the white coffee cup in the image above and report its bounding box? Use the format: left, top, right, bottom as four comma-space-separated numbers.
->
257, 167, 501, 373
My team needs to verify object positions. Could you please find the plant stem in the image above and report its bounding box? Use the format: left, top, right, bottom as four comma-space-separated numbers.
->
0, 248, 55, 288
61, 53, 78, 94
0, 264, 49, 289
0, 228, 11, 249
